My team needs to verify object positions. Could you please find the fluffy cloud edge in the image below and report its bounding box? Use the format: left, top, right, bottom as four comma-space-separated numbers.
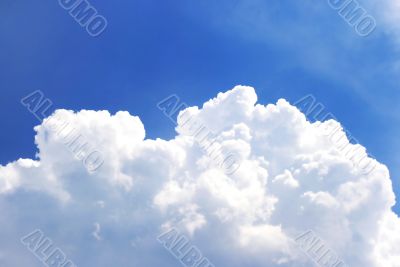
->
0, 85, 398, 267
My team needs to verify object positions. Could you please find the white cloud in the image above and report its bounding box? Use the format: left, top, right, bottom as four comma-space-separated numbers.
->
352, 0, 400, 45
273, 169, 300, 188
92, 222, 102, 241
373, 0, 400, 41
0, 86, 398, 266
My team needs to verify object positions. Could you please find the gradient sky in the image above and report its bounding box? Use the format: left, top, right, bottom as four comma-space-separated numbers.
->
1, 0, 399, 218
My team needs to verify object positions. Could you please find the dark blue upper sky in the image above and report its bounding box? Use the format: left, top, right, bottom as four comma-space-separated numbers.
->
1, 0, 399, 212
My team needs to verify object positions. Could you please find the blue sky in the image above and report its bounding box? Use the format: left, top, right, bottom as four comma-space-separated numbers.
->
0, 0, 400, 219
1, 0, 399, 212
2, 1, 400, 266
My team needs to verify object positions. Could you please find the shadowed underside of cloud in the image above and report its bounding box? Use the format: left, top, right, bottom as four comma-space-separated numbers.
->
0, 86, 399, 266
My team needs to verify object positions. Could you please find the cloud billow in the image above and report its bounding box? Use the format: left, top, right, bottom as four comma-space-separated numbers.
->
0, 86, 398, 266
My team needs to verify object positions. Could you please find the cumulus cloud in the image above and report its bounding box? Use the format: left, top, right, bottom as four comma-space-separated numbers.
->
0, 86, 398, 266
